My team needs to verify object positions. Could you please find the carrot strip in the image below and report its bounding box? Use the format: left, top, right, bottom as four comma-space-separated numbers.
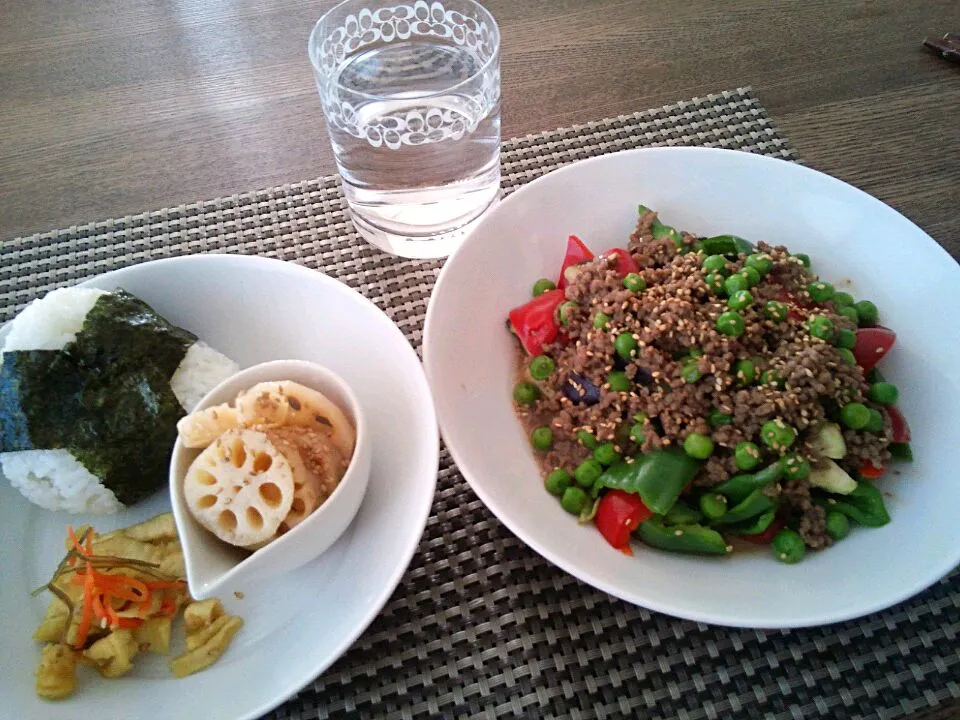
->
73, 566, 96, 649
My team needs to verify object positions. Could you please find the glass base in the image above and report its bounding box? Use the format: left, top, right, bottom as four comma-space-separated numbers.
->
347, 195, 500, 260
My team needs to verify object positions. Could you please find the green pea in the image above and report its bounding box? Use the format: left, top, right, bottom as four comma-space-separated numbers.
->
733, 358, 756, 386
545, 469, 572, 496
606, 371, 631, 392
699, 493, 728, 520
760, 419, 797, 450
529, 355, 556, 381
740, 266, 761, 288
855, 300, 879, 327
593, 442, 621, 466
716, 311, 746, 337
793, 253, 811, 268
840, 402, 871, 430
724, 274, 749, 295
838, 306, 859, 324
573, 459, 603, 488
772, 529, 806, 563
623, 273, 646, 292
683, 432, 714, 460
513, 382, 539, 405
727, 290, 754, 310
807, 281, 834, 303
557, 301, 578, 326
629, 422, 647, 445
734, 441, 762, 471
832, 291, 854, 308
709, 409, 733, 427
561, 486, 589, 514
807, 315, 835, 341
532, 278, 556, 297
825, 511, 851, 540
704, 273, 726, 294
837, 348, 856, 365
531, 426, 553, 451
593, 312, 611, 329
782, 453, 810, 480
614, 332, 638, 360
835, 328, 856, 350
745, 253, 773, 275
869, 381, 899, 406
864, 408, 885, 433
703, 254, 728, 274
681, 360, 702, 384
764, 300, 789, 322
576, 430, 599, 449
760, 368, 784, 389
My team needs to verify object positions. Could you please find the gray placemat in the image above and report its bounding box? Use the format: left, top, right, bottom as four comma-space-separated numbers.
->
2, 87, 957, 720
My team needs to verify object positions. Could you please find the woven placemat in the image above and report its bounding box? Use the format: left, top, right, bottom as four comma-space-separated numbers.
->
2, 87, 958, 720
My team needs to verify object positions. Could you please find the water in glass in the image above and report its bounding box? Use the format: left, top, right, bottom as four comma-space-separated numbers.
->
310, 1, 501, 258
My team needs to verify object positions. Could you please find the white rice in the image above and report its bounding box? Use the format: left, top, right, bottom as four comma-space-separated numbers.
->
171, 341, 240, 412
1, 287, 240, 514
1, 450, 124, 514
2, 287, 107, 352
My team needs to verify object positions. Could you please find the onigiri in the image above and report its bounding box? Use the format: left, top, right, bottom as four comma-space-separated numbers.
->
0, 286, 239, 514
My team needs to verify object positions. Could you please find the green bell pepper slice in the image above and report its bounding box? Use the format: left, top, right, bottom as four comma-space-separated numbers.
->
727, 508, 778, 536
712, 461, 784, 504
889, 442, 913, 461
663, 500, 702, 526
815, 481, 891, 527
592, 448, 700, 516
636, 517, 730, 556
695, 234, 755, 257
638, 204, 685, 252
711, 487, 777, 526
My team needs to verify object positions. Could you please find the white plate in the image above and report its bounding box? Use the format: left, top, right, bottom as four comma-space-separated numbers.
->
424, 146, 960, 629
0, 255, 439, 719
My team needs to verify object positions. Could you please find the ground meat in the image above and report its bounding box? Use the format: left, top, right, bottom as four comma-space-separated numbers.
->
512, 213, 896, 551
780, 479, 830, 549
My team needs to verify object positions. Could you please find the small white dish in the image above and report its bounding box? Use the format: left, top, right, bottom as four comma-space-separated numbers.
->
424, 145, 960, 629
0, 254, 439, 720
170, 359, 372, 600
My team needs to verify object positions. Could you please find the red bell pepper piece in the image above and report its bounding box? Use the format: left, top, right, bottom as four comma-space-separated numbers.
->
600, 248, 640, 277
507, 288, 564, 356
859, 462, 885, 479
557, 235, 594, 288
738, 516, 785, 545
115, 616, 145, 630
852, 326, 896, 372
594, 490, 654, 552
887, 405, 911, 444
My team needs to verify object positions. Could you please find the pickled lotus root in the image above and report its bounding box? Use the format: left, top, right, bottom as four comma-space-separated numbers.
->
176, 403, 240, 449
262, 426, 348, 536
183, 429, 296, 547
234, 381, 355, 458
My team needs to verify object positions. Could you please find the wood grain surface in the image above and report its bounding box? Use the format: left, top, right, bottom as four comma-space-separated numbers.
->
1, 1, 958, 717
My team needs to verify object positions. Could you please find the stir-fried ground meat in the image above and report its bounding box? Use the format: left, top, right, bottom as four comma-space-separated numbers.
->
515, 212, 893, 550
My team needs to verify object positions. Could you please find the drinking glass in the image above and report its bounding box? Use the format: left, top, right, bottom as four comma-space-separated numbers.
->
308, 0, 501, 259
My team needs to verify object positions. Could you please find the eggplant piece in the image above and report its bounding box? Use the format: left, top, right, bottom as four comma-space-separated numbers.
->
562, 374, 601, 405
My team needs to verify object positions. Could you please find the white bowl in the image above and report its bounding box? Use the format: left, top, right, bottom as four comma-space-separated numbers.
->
423, 146, 960, 629
170, 359, 372, 599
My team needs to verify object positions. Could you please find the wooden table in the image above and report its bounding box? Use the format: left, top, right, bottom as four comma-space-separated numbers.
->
1, 0, 958, 255
1, 1, 957, 718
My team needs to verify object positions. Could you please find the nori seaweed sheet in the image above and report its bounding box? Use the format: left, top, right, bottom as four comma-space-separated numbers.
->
0, 290, 197, 505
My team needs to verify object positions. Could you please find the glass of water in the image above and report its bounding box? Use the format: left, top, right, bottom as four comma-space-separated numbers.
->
308, 0, 501, 259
